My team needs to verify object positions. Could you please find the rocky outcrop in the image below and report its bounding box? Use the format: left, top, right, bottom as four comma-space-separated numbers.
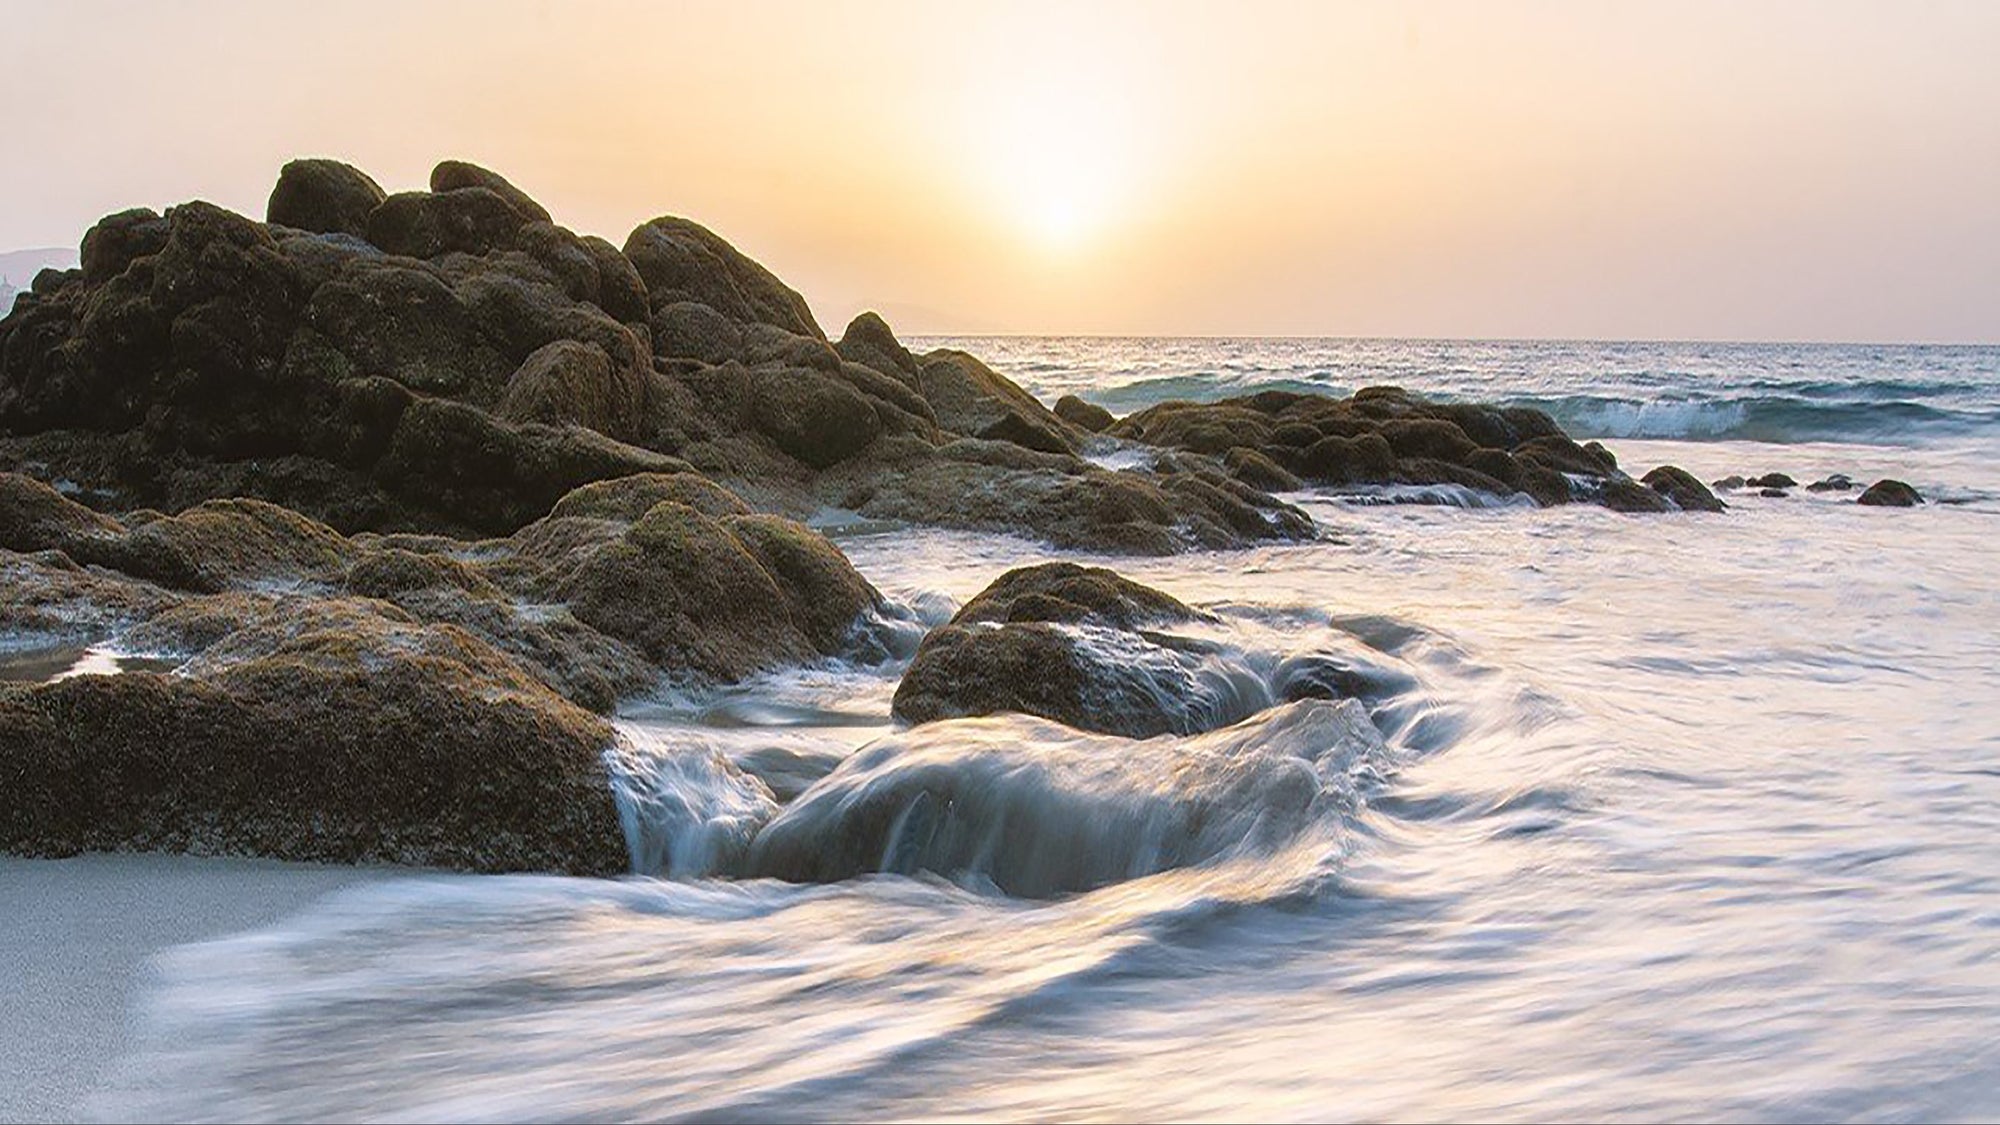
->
1857, 479, 1922, 507
1, 158, 1317, 554
0, 470, 894, 871
893, 564, 1259, 738
0, 619, 628, 874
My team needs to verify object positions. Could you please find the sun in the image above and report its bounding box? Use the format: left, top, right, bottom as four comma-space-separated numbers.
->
964, 52, 1144, 256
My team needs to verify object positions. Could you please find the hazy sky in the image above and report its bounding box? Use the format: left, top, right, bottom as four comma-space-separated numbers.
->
3, 0, 1996, 341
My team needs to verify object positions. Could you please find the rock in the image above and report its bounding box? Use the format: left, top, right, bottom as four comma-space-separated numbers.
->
1748, 473, 1797, 489
0, 621, 627, 875
547, 472, 751, 522
724, 513, 881, 652
1225, 447, 1303, 493
1806, 474, 1855, 493
496, 339, 646, 441
1054, 394, 1115, 432
1759, 487, 1789, 498
978, 410, 1073, 454
1, 157, 1340, 556
834, 312, 921, 385
913, 348, 1075, 441
79, 207, 170, 284
266, 158, 387, 238
1856, 479, 1922, 507
624, 216, 822, 338
1601, 477, 1674, 513
816, 436, 1313, 555
344, 547, 505, 602
1105, 386, 1730, 513
951, 562, 1200, 629
1640, 465, 1726, 512
78, 498, 352, 593
652, 300, 746, 364
366, 187, 535, 259
746, 365, 883, 468
0, 473, 123, 554
546, 500, 878, 682
1712, 475, 1747, 490
429, 159, 553, 224
892, 564, 1248, 739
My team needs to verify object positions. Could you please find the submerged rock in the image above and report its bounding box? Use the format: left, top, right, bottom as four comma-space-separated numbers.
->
1748, 473, 1797, 489
1806, 473, 1855, 493
748, 699, 1385, 897
1857, 479, 1923, 507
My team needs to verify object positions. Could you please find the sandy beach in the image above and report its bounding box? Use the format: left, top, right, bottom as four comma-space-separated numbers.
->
0, 855, 407, 1124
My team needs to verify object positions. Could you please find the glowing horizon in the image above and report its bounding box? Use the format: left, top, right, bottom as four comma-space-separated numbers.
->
2, 0, 1996, 343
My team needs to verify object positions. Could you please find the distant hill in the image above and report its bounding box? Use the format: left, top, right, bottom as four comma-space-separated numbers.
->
0, 246, 79, 283
0, 247, 79, 316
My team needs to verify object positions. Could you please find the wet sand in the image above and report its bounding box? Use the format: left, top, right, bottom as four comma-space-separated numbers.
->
0, 854, 406, 1123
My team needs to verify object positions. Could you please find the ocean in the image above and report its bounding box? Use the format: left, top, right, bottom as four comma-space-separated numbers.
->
95, 338, 2000, 1122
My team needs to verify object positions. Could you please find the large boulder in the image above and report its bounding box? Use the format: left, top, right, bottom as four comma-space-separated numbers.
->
623, 216, 822, 338
366, 187, 535, 259
496, 339, 647, 441
835, 311, 922, 386
913, 348, 1077, 449
892, 563, 1261, 738
536, 499, 880, 682
1054, 394, 1115, 433
429, 159, 554, 224
745, 365, 883, 468
1640, 465, 1727, 512
1857, 479, 1922, 507
266, 158, 387, 238
0, 620, 627, 875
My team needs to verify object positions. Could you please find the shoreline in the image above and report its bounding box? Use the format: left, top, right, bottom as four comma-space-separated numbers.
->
0, 854, 416, 1124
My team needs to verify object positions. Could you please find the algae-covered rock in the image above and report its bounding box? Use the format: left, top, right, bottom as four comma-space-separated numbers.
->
892, 563, 1243, 738
1857, 479, 1922, 507
0, 623, 627, 874
1641, 465, 1727, 512
266, 158, 387, 238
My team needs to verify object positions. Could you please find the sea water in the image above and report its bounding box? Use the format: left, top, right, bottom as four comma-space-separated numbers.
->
95, 339, 2000, 1122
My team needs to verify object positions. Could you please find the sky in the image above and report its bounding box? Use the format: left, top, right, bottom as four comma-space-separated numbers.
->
2, 0, 1996, 342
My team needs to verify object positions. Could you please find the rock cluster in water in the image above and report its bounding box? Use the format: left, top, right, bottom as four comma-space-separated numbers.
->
1711, 471, 1922, 505
0, 156, 1766, 875
1109, 387, 1725, 512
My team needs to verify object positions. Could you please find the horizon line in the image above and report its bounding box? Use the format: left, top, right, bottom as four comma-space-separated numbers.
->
897, 330, 2000, 349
